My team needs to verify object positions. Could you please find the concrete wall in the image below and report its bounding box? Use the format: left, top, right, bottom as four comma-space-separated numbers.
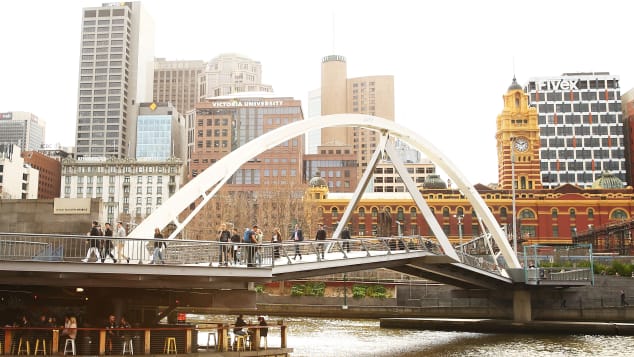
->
0, 199, 102, 234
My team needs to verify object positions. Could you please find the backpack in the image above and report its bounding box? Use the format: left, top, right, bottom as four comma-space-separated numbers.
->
243, 229, 252, 243
220, 230, 230, 242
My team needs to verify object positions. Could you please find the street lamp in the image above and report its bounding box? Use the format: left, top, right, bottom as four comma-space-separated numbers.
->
510, 137, 518, 255
453, 214, 463, 255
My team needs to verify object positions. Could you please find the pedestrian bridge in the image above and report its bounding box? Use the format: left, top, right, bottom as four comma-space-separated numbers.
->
0, 233, 590, 291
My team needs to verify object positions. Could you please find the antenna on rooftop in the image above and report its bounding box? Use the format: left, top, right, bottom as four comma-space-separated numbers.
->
332, 11, 336, 54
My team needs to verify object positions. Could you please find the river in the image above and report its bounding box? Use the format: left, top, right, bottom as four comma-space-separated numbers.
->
190, 314, 634, 356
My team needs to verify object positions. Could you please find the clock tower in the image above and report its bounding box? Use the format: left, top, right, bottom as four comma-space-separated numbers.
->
496, 77, 542, 190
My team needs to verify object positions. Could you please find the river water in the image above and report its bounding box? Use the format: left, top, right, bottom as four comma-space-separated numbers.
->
190, 314, 634, 356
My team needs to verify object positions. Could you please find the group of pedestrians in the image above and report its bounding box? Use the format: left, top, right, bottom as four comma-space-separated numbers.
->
216, 222, 353, 265
82, 221, 130, 263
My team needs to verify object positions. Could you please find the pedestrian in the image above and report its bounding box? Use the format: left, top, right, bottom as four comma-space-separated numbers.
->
315, 223, 327, 259
230, 228, 241, 264
82, 221, 102, 262
621, 290, 629, 306
271, 227, 282, 259
152, 228, 166, 264
291, 224, 303, 260
116, 221, 130, 264
217, 223, 231, 266
102, 223, 117, 263
341, 226, 351, 253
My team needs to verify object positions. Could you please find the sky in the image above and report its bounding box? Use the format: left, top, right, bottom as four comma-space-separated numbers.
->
1, 0, 633, 185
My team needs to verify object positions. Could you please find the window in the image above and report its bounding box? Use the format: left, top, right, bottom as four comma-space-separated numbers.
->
611, 209, 628, 220
588, 209, 594, 219
569, 208, 576, 219
552, 209, 558, 218
520, 209, 536, 219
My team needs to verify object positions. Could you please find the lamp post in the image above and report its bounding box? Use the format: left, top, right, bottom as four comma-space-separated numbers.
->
453, 214, 463, 255
511, 137, 518, 255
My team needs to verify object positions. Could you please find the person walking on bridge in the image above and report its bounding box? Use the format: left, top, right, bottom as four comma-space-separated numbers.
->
116, 222, 130, 263
152, 228, 166, 264
82, 221, 102, 262
101, 223, 117, 263
315, 224, 327, 259
291, 224, 303, 260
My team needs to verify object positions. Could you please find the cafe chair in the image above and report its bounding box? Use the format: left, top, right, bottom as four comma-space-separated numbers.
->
260, 335, 268, 350
122, 338, 134, 355
234, 335, 247, 351
206, 332, 217, 349
163, 337, 177, 354
17, 338, 30, 355
34, 338, 47, 355
63, 339, 76, 356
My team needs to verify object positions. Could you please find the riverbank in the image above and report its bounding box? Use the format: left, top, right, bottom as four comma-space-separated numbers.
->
380, 317, 634, 335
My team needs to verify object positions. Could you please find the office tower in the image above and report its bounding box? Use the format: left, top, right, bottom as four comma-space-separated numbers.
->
621, 88, 634, 186
75, 2, 154, 158
305, 88, 322, 154
188, 94, 303, 191
136, 102, 186, 161
153, 58, 206, 114
0, 111, 45, 152
320, 55, 395, 176
525, 72, 625, 188
200, 53, 273, 99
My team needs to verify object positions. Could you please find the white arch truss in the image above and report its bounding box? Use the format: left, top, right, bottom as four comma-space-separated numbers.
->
129, 114, 521, 269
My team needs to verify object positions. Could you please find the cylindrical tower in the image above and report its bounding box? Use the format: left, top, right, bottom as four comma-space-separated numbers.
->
320, 55, 348, 145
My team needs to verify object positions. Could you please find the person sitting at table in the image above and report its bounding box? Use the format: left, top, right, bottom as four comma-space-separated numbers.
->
233, 314, 247, 336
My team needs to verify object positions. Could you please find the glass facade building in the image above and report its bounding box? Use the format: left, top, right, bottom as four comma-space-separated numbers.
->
136, 115, 171, 160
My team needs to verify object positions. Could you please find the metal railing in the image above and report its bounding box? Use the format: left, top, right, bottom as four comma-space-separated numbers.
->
0, 233, 437, 268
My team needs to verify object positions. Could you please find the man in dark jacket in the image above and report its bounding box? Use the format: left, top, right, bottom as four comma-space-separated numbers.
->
315, 224, 327, 259
291, 224, 303, 260
101, 223, 117, 263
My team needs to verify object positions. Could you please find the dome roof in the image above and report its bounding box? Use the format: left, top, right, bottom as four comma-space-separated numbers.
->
309, 172, 327, 187
422, 174, 447, 189
591, 171, 624, 189
508, 76, 522, 91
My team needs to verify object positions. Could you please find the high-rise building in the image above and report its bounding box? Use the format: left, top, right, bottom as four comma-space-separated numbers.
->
320, 55, 395, 176
136, 102, 186, 161
0, 112, 45, 152
153, 58, 206, 114
200, 53, 273, 99
621, 88, 634, 186
187, 94, 303, 191
525, 72, 625, 188
75, 2, 154, 159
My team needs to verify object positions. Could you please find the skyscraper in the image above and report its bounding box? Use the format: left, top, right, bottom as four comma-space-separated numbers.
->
320, 55, 395, 176
75, 2, 154, 158
136, 102, 186, 161
153, 58, 206, 114
526, 72, 625, 188
200, 53, 273, 99
0, 111, 45, 152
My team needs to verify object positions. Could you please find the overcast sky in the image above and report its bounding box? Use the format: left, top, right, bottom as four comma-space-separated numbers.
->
1, 0, 632, 185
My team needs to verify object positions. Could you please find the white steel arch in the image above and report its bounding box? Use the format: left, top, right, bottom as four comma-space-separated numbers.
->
129, 114, 521, 269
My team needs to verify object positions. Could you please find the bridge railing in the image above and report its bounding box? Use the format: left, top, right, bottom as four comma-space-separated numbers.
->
0, 233, 438, 267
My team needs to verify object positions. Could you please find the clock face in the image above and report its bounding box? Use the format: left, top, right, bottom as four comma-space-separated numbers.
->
514, 137, 529, 152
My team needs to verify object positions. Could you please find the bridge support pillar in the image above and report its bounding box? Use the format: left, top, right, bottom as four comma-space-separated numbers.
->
513, 289, 532, 322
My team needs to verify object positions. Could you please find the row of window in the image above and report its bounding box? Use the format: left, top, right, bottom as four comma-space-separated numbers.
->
540, 149, 625, 160
539, 160, 624, 172
530, 90, 619, 102
63, 165, 179, 174
539, 125, 622, 136
536, 102, 621, 113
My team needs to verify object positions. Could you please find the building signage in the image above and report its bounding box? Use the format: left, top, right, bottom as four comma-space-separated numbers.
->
0, 112, 12, 120
211, 100, 284, 108
77, 156, 107, 162
54, 198, 91, 215
537, 79, 579, 91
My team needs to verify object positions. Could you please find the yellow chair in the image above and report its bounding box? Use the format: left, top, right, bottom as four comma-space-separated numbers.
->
17, 338, 30, 355
34, 338, 47, 355
233, 335, 247, 351
163, 337, 177, 354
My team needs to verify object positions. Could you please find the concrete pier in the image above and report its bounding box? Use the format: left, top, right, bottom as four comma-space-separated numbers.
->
380, 318, 634, 335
